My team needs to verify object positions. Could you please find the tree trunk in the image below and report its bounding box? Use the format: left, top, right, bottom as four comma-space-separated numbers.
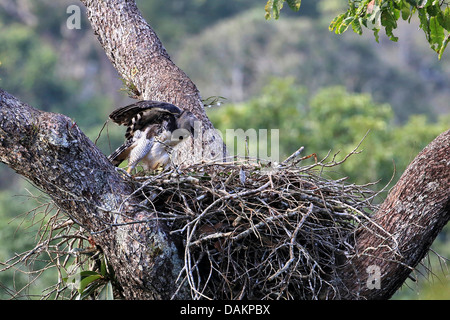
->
336, 129, 450, 299
0, 90, 189, 299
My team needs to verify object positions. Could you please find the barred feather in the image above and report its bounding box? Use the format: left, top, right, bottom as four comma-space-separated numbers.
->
109, 101, 181, 126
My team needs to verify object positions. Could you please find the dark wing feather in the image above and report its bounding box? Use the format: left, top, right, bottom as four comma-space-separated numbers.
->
109, 101, 181, 126
107, 139, 134, 166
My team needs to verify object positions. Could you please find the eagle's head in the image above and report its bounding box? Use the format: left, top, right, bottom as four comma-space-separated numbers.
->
171, 110, 197, 145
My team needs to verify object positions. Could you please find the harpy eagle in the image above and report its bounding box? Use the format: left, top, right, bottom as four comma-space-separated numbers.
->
107, 100, 197, 173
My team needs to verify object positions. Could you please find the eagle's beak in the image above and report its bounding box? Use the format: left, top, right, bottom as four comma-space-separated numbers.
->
189, 124, 195, 137
177, 110, 197, 138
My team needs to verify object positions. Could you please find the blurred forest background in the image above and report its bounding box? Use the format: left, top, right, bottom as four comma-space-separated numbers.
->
0, 0, 448, 299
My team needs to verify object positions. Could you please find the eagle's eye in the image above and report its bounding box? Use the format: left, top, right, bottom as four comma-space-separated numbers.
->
179, 136, 184, 140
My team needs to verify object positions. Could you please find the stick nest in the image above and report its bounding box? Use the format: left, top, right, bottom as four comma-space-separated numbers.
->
132, 155, 380, 300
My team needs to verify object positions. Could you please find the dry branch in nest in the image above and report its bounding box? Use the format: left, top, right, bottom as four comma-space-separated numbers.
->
127, 148, 382, 300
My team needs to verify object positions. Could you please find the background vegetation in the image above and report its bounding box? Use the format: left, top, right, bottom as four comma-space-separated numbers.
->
0, 0, 448, 299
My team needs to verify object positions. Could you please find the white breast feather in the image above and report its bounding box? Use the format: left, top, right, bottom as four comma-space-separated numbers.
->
142, 142, 170, 170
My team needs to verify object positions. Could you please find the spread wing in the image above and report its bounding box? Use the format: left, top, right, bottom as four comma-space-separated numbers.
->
109, 100, 181, 126
108, 101, 180, 168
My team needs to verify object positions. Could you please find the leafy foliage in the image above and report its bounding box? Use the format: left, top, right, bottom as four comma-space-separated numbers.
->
264, 0, 302, 19
329, 0, 450, 58
63, 255, 115, 300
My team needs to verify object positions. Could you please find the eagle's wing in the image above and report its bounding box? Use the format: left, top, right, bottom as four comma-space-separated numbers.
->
109, 100, 181, 126
107, 138, 134, 167
108, 101, 181, 170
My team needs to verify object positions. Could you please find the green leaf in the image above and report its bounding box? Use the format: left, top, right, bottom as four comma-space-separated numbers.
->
339, 17, 355, 34
438, 7, 450, 31
418, 8, 430, 39
365, 4, 381, 31
399, 0, 412, 21
100, 257, 107, 277
265, 0, 283, 20
401, 3, 411, 21
98, 281, 114, 300
286, 0, 301, 12
329, 13, 347, 33
405, 0, 418, 5
78, 274, 102, 294
373, 27, 381, 43
65, 270, 101, 291
352, 18, 363, 35
438, 35, 450, 59
272, 0, 283, 19
265, 0, 301, 20
78, 270, 100, 278
430, 16, 445, 52
426, 2, 440, 17
381, 9, 399, 41
417, 0, 428, 7
265, 0, 274, 20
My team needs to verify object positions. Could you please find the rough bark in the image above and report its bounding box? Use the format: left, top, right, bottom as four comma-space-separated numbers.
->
336, 129, 450, 299
0, 90, 189, 299
80, 0, 226, 164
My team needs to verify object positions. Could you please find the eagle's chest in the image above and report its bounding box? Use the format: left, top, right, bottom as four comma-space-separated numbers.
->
141, 131, 172, 170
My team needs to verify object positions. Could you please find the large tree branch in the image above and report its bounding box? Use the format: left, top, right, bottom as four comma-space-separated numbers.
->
336, 129, 450, 299
0, 89, 189, 299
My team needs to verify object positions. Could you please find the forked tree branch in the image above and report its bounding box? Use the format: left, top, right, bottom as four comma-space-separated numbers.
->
336, 129, 450, 299
0, 89, 189, 299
